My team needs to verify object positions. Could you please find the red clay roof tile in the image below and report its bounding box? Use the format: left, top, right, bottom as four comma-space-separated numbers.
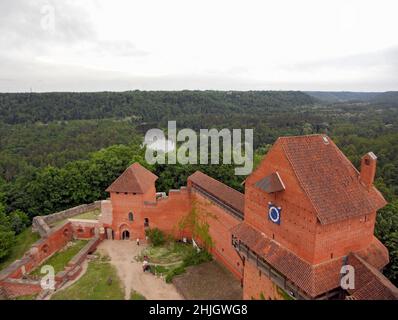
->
346, 254, 398, 300
188, 171, 244, 214
231, 222, 396, 299
106, 162, 158, 194
278, 135, 387, 224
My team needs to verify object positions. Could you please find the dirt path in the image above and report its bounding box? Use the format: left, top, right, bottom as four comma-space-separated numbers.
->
97, 240, 183, 300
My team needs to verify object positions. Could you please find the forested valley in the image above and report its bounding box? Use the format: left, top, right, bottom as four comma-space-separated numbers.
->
0, 90, 398, 285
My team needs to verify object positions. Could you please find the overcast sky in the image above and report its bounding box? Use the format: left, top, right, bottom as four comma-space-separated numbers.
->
1, 0, 397, 92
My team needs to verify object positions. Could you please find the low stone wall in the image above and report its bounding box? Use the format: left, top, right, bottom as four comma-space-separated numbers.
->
70, 220, 99, 239
0, 222, 74, 282
32, 201, 101, 237
68, 237, 100, 268
54, 236, 101, 289
0, 202, 104, 299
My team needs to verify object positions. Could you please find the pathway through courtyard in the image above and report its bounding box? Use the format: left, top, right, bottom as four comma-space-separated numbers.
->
97, 240, 183, 300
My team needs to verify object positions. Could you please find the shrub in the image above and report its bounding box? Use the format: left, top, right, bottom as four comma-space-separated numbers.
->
145, 228, 166, 247
182, 249, 212, 267
154, 265, 169, 274
165, 266, 186, 283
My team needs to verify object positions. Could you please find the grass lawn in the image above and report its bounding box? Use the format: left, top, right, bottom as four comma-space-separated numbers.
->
14, 294, 38, 300
71, 209, 100, 220
0, 227, 40, 271
30, 240, 88, 276
50, 209, 101, 228
130, 291, 146, 300
139, 242, 194, 264
51, 258, 124, 300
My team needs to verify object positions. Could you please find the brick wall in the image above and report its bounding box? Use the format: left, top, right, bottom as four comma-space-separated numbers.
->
1, 222, 74, 280
0, 279, 42, 298
191, 190, 243, 279
109, 187, 191, 240
244, 142, 378, 265
243, 261, 284, 300
245, 142, 318, 264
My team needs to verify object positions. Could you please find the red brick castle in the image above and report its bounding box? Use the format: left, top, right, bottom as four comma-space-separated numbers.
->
101, 134, 398, 300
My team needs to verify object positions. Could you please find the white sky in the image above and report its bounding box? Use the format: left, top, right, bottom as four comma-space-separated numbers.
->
1, 0, 398, 92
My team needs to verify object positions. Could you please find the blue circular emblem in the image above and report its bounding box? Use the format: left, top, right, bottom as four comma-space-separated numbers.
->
268, 206, 280, 223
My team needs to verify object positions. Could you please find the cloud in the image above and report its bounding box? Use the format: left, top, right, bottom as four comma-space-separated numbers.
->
0, 0, 397, 92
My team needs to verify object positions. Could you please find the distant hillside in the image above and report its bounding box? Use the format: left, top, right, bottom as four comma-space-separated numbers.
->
0, 91, 316, 125
305, 91, 381, 103
371, 91, 398, 106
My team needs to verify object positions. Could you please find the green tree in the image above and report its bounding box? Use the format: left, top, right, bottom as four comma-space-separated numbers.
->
0, 204, 15, 260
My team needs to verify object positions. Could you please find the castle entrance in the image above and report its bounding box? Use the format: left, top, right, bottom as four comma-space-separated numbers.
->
121, 230, 130, 240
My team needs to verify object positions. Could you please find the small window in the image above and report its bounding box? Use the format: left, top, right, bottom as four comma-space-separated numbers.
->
63, 228, 70, 237
365, 158, 370, 165
144, 218, 149, 227
128, 212, 134, 221
331, 253, 334, 259
42, 244, 49, 254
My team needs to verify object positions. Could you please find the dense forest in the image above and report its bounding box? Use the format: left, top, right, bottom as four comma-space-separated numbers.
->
0, 90, 397, 285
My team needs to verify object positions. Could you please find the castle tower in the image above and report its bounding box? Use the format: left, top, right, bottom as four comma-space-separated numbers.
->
106, 163, 158, 240
232, 135, 396, 300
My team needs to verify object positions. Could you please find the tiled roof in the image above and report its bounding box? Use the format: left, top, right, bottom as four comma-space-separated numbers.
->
278, 135, 387, 224
106, 163, 158, 194
255, 172, 285, 193
231, 222, 396, 299
346, 254, 398, 300
188, 171, 244, 214
231, 222, 341, 297
356, 237, 389, 270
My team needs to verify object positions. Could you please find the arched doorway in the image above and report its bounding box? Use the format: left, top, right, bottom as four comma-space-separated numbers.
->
121, 230, 130, 240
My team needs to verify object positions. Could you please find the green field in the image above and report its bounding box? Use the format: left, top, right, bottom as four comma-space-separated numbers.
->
51, 257, 124, 300
50, 209, 101, 228
30, 240, 88, 276
71, 209, 101, 220
0, 228, 40, 271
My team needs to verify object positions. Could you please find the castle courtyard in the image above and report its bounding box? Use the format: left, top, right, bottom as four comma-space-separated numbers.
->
97, 240, 183, 300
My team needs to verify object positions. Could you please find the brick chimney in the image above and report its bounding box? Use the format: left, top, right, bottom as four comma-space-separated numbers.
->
359, 152, 377, 188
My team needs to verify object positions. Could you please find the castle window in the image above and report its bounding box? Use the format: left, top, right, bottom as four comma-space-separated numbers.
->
42, 244, 49, 254
128, 212, 134, 221
63, 228, 70, 237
